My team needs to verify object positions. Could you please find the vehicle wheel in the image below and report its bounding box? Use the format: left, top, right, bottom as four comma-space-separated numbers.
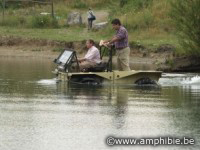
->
135, 77, 157, 85
80, 77, 101, 85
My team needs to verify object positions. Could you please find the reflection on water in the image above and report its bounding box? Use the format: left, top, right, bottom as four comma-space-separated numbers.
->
0, 57, 200, 150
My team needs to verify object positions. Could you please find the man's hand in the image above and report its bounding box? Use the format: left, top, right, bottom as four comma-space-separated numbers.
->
103, 40, 110, 44
99, 40, 111, 48
101, 36, 120, 47
100, 40, 109, 46
78, 58, 85, 63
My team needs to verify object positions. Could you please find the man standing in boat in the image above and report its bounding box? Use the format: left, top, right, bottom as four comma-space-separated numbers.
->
103, 19, 131, 71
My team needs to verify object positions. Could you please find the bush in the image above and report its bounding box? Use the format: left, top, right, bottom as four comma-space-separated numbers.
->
31, 15, 59, 28
4, 1, 22, 9
170, 0, 200, 56
62, 0, 113, 8
18, 16, 26, 25
72, 0, 87, 9
0, 15, 59, 28
0, 16, 25, 27
51, 18, 59, 28
121, 0, 153, 11
120, 0, 128, 8
121, 9, 154, 31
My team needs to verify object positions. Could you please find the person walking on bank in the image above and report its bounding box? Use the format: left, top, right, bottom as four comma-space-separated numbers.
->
87, 8, 96, 30
104, 19, 131, 71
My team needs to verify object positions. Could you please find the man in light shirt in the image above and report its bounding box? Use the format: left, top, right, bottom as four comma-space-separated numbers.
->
77, 39, 101, 71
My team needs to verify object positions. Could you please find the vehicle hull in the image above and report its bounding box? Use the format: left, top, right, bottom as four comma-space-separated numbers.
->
55, 70, 162, 85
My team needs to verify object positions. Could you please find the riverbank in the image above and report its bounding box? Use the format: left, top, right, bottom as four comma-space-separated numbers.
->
0, 35, 171, 71
0, 35, 199, 72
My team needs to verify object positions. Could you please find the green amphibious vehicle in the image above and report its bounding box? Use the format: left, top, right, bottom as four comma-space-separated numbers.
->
53, 46, 162, 85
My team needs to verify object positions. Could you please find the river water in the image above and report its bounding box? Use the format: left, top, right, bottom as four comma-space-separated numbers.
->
0, 57, 200, 150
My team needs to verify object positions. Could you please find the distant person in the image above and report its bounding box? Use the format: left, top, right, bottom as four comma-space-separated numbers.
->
103, 19, 131, 71
87, 8, 96, 30
75, 39, 101, 71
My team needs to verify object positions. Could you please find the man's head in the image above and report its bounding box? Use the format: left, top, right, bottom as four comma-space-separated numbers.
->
111, 19, 121, 30
86, 39, 95, 49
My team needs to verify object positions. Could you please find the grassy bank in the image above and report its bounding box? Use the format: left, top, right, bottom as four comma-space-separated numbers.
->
0, 26, 179, 49
0, 0, 181, 52
0, 26, 109, 41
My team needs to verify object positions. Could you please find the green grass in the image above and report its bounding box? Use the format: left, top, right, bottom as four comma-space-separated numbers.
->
131, 29, 179, 48
0, 0, 181, 53
0, 26, 111, 41
0, 25, 179, 51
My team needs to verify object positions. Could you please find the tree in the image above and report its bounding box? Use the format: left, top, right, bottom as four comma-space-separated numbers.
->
171, 0, 200, 56
120, 0, 128, 8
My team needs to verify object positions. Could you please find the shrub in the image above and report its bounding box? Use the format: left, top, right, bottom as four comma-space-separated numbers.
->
0, 16, 20, 27
121, 9, 154, 31
31, 15, 59, 28
120, 0, 128, 8
18, 16, 26, 25
121, 0, 153, 11
170, 0, 200, 56
72, 0, 87, 9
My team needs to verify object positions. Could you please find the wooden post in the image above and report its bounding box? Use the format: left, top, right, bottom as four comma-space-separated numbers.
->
51, 0, 54, 18
2, 0, 5, 22
125, 14, 127, 28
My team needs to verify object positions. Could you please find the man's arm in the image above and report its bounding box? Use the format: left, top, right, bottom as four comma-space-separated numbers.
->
78, 58, 86, 62
109, 36, 120, 44
103, 36, 120, 45
106, 28, 126, 45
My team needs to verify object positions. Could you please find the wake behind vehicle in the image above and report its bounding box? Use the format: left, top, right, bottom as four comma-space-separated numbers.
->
53, 46, 162, 85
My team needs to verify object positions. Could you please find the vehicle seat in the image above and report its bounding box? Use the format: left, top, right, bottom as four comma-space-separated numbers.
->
86, 62, 107, 72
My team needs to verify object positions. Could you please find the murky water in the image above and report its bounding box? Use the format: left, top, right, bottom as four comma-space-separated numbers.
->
0, 57, 200, 150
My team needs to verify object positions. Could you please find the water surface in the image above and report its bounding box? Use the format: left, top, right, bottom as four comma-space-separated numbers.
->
0, 57, 200, 150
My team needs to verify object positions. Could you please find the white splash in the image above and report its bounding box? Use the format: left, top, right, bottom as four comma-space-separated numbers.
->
159, 74, 200, 86
162, 73, 187, 77
37, 78, 58, 85
182, 76, 200, 85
